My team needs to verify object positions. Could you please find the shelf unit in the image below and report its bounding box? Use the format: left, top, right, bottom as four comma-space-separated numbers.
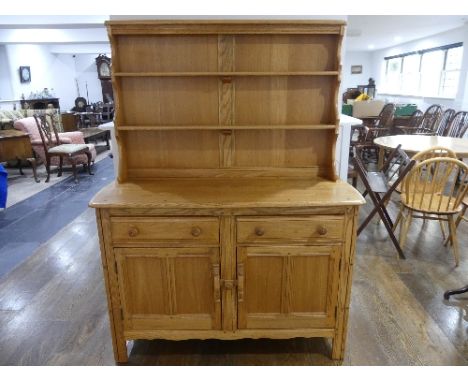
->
108, 21, 344, 182
91, 20, 364, 364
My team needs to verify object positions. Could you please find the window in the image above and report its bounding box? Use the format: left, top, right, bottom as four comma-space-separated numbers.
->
382, 43, 463, 98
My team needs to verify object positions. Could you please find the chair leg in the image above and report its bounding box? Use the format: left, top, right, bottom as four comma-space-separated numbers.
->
58, 156, 63, 177
438, 219, 446, 241
27, 157, 40, 183
85, 151, 94, 175
399, 208, 412, 250
455, 204, 467, 228
375, 199, 406, 260
71, 158, 78, 183
447, 215, 460, 267
45, 157, 51, 183
17, 157, 24, 175
393, 205, 403, 232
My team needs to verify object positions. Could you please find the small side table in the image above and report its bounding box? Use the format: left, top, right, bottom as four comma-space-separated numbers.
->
0, 130, 39, 183
80, 127, 110, 150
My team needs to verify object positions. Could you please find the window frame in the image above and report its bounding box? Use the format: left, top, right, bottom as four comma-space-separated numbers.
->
382, 42, 463, 99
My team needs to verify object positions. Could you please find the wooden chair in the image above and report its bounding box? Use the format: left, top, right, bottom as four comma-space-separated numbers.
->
434, 109, 455, 136
445, 111, 468, 138
397, 157, 468, 266
397, 104, 443, 135
33, 114, 94, 183
352, 103, 395, 164
393, 109, 423, 135
353, 144, 416, 259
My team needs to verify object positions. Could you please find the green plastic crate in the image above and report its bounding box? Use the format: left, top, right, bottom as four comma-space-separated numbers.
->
395, 104, 417, 117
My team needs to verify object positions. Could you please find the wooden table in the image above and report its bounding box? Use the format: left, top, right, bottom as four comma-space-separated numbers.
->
374, 134, 468, 168
80, 127, 110, 149
0, 129, 39, 182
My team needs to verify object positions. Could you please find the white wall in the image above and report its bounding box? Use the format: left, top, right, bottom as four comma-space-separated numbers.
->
370, 25, 468, 111
73, 54, 105, 108
0, 45, 13, 102
1, 44, 111, 111
341, 51, 374, 97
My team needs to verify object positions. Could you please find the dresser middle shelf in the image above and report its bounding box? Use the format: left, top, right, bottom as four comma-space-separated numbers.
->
113, 71, 340, 77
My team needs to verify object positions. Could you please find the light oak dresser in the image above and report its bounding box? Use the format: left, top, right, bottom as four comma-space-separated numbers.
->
90, 20, 365, 364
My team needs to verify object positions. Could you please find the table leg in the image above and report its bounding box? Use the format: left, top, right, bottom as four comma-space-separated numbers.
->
105, 131, 110, 149
378, 148, 385, 170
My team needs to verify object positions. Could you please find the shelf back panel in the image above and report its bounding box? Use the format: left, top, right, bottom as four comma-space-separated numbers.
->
234, 76, 335, 125
120, 77, 220, 126
116, 35, 219, 73
234, 35, 339, 72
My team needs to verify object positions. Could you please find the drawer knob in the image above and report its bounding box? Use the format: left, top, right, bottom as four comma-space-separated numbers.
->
128, 226, 139, 237
255, 227, 265, 236
317, 226, 328, 236
191, 226, 202, 237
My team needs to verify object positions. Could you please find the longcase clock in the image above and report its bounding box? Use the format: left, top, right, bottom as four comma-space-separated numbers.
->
95, 54, 114, 103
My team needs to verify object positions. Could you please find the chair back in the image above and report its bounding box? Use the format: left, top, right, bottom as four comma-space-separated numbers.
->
445, 111, 468, 138
406, 109, 423, 128
435, 109, 455, 136
411, 146, 457, 162
402, 157, 468, 214
377, 103, 395, 129
33, 113, 61, 151
417, 104, 443, 134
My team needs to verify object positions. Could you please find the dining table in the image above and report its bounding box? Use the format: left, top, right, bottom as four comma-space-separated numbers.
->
374, 134, 468, 169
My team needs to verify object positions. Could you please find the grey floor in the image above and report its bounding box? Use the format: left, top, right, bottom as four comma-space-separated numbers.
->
0, 156, 114, 278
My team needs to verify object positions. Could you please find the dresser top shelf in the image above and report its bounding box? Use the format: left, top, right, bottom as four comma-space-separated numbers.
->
90, 178, 364, 209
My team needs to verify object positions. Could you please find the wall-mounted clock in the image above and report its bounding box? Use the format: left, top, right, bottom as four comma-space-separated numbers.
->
19, 66, 31, 83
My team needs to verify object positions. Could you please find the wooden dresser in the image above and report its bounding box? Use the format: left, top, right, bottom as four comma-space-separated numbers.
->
90, 20, 364, 364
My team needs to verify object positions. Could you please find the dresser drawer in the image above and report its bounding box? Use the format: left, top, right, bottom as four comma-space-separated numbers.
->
236, 216, 344, 244
110, 217, 219, 244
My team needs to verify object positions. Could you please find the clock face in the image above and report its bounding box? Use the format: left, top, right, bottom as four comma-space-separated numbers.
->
20, 66, 31, 83
99, 62, 111, 77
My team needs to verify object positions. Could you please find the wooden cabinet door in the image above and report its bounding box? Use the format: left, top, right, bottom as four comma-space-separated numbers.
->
114, 247, 221, 331
237, 245, 341, 329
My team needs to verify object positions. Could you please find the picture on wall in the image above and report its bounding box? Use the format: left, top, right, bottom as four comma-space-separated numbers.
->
19, 66, 31, 83
351, 65, 363, 74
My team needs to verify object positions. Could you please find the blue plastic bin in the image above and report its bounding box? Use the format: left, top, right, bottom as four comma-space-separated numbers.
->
0, 164, 7, 208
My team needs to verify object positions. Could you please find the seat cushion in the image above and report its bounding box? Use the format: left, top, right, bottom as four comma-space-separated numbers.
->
48, 144, 89, 155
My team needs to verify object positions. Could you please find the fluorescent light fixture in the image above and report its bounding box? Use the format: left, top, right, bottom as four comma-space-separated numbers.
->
394, 36, 402, 42
368, 44, 375, 50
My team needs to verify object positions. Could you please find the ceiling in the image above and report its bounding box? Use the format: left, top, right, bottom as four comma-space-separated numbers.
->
346, 15, 467, 51
0, 15, 467, 52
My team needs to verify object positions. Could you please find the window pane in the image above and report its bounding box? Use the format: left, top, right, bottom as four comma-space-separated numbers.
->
420, 50, 444, 97
445, 46, 463, 71
440, 70, 460, 98
386, 58, 402, 93
401, 54, 420, 95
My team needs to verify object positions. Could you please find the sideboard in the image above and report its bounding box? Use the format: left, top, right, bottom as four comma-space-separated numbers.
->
90, 19, 365, 364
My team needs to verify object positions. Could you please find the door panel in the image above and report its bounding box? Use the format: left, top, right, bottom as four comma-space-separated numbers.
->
115, 247, 221, 331
237, 245, 341, 329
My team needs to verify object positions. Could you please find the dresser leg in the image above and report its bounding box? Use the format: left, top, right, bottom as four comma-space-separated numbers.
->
332, 330, 345, 362
114, 338, 129, 364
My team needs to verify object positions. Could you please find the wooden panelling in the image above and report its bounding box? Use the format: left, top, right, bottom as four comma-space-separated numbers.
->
236, 216, 344, 244
233, 129, 332, 168
234, 76, 335, 125
119, 77, 219, 126
234, 35, 339, 72
116, 35, 218, 72
115, 247, 221, 331
237, 245, 341, 329
125, 130, 220, 170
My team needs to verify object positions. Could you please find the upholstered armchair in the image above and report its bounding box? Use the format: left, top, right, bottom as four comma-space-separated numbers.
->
13, 117, 96, 168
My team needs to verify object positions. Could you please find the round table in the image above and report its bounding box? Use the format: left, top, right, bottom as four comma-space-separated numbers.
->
374, 134, 468, 168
